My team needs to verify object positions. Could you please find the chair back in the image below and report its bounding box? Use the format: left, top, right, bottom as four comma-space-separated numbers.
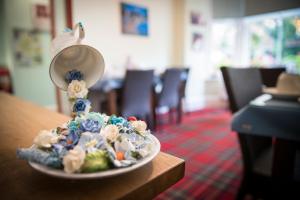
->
221, 66, 272, 175
259, 67, 286, 87
158, 68, 182, 108
180, 68, 190, 98
121, 70, 154, 118
221, 67, 262, 113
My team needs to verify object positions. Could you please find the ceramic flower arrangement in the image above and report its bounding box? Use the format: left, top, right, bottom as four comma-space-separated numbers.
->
17, 70, 154, 174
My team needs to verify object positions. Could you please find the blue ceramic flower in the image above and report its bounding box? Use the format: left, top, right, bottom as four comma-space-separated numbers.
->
52, 143, 67, 158
68, 120, 80, 132
65, 70, 84, 83
60, 130, 80, 149
80, 119, 101, 133
87, 112, 104, 124
73, 98, 91, 115
122, 120, 130, 128
17, 147, 62, 168
109, 115, 126, 125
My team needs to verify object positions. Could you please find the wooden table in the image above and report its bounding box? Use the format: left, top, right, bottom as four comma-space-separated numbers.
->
232, 94, 300, 141
0, 92, 185, 200
232, 94, 300, 179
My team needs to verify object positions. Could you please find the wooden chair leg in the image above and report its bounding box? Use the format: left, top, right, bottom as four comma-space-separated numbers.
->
147, 112, 156, 131
151, 107, 157, 131
168, 109, 173, 124
177, 100, 183, 124
272, 138, 297, 179
151, 89, 157, 131
152, 113, 156, 131
236, 181, 247, 200
107, 90, 117, 115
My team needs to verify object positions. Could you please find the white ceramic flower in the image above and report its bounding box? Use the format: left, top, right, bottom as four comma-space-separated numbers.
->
102, 114, 110, 123
101, 124, 119, 142
85, 139, 98, 148
67, 80, 88, 99
115, 136, 135, 153
33, 130, 58, 148
131, 120, 147, 134
84, 104, 91, 115
63, 146, 86, 174
138, 143, 153, 157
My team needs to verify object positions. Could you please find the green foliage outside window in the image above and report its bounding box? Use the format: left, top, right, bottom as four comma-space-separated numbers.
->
282, 16, 300, 73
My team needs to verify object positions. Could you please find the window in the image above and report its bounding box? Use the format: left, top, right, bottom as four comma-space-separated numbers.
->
212, 20, 237, 69
211, 9, 300, 74
246, 9, 300, 73
282, 15, 300, 73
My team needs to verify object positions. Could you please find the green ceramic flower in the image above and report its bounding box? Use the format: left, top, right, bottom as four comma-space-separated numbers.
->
81, 150, 110, 172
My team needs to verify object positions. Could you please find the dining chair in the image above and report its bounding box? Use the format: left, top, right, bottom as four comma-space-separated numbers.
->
154, 68, 183, 127
179, 68, 190, 118
221, 66, 274, 199
121, 70, 154, 129
259, 67, 286, 87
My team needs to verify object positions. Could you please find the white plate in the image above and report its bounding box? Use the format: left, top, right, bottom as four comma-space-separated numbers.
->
29, 134, 160, 179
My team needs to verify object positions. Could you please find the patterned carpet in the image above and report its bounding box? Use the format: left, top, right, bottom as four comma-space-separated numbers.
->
154, 109, 242, 200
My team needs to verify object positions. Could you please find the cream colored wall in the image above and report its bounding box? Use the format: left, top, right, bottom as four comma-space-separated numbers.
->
72, 0, 174, 77
182, 0, 213, 111
171, 0, 185, 66
3, 0, 56, 107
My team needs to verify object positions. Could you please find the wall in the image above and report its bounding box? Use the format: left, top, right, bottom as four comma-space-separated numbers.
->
171, 0, 185, 65
72, 0, 174, 77
0, 0, 7, 66
2, 0, 56, 107
182, 0, 213, 111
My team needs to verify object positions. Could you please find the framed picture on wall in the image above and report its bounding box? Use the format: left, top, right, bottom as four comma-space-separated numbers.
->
191, 32, 203, 51
31, 3, 50, 31
190, 11, 206, 26
12, 29, 43, 67
121, 2, 149, 36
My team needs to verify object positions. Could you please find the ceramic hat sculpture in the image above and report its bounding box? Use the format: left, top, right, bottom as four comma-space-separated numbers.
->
50, 22, 105, 90
264, 73, 300, 96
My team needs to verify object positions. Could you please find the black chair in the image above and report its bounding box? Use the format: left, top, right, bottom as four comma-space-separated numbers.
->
121, 70, 154, 129
221, 66, 274, 199
179, 68, 190, 118
259, 67, 286, 87
155, 68, 183, 126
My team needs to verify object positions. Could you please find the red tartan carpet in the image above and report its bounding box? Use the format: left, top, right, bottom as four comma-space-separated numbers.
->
154, 109, 242, 200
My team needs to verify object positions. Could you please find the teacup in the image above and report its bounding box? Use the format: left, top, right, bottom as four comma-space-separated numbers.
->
50, 22, 105, 90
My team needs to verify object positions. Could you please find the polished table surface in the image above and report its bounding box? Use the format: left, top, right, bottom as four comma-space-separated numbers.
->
232, 94, 300, 141
0, 92, 185, 200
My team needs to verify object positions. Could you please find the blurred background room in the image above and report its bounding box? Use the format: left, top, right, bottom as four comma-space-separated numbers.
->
1, 0, 300, 199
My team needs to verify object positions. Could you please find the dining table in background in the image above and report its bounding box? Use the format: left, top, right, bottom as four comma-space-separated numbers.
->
89, 78, 124, 115
89, 70, 189, 116
0, 92, 185, 200
232, 94, 300, 179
